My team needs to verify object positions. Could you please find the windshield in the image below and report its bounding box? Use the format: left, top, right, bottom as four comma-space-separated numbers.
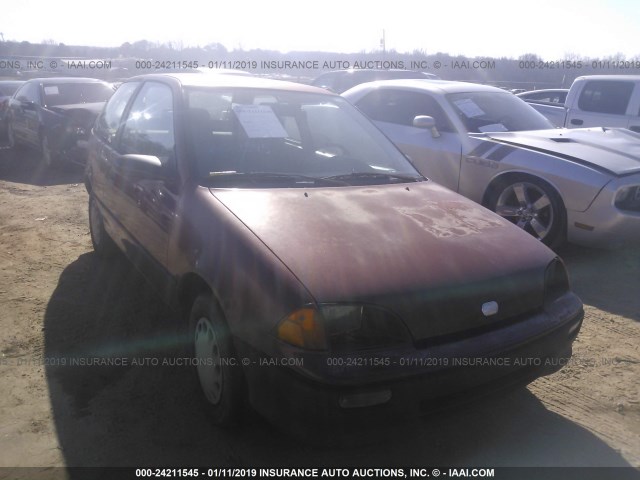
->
184, 87, 422, 187
43, 82, 114, 107
447, 91, 555, 133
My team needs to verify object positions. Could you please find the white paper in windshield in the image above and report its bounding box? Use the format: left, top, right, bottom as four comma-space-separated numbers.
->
232, 104, 288, 138
453, 98, 485, 118
44, 86, 59, 95
479, 123, 508, 132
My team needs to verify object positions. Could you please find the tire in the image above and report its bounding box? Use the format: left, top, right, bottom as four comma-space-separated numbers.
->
189, 293, 245, 426
88, 195, 118, 257
40, 133, 58, 168
487, 176, 566, 248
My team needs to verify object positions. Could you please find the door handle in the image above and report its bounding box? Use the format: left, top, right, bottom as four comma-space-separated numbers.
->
570, 118, 584, 126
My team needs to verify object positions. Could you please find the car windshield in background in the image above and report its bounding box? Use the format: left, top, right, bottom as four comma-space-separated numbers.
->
0, 82, 23, 97
43, 83, 114, 107
447, 91, 555, 133
184, 88, 422, 187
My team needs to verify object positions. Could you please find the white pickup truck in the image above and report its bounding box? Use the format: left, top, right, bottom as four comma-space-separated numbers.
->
529, 75, 640, 131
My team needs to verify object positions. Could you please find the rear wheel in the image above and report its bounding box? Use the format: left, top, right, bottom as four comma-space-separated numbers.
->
89, 195, 118, 257
488, 176, 566, 248
189, 293, 245, 426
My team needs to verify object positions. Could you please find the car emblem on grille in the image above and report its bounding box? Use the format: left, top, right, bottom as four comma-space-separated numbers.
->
482, 301, 499, 317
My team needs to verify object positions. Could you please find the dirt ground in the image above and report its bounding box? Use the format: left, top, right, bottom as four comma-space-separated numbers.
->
0, 143, 638, 474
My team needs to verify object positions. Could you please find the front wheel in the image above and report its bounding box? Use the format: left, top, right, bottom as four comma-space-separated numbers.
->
488, 177, 566, 248
189, 293, 245, 426
89, 195, 118, 257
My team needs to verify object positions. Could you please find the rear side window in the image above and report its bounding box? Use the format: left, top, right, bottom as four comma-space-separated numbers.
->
94, 82, 140, 144
356, 89, 455, 132
578, 80, 634, 115
119, 82, 175, 165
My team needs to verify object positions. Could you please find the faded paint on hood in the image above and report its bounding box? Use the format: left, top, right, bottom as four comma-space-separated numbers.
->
211, 182, 554, 318
485, 128, 640, 176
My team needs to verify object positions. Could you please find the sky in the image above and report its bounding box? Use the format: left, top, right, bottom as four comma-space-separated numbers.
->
2, 0, 639, 59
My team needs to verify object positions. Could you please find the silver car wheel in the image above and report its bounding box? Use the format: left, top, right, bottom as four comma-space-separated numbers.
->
495, 181, 554, 241
194, 316, 223, 405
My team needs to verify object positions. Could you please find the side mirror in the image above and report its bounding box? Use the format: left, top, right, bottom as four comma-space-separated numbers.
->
21, 101, 36, 110
413, 115, 440, 138
114, 154, 164, 178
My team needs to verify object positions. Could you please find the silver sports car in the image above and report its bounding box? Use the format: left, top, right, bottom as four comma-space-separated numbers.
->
343, 80, 640, 249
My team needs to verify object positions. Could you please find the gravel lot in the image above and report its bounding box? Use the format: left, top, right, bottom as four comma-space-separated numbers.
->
0, 145, 638, 475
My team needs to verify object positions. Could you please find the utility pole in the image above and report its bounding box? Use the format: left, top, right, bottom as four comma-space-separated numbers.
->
380, 29, 386, 58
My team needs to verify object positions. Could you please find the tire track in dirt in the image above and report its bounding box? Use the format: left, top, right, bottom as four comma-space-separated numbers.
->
531, 378, 640, 463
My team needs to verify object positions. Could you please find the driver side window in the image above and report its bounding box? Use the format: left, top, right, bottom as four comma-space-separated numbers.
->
120, 82, 175, 166
357, 90, 455, 132
94, 82, 140, 144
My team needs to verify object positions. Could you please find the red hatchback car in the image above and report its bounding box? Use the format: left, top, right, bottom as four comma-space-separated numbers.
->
85, 73, 583, 435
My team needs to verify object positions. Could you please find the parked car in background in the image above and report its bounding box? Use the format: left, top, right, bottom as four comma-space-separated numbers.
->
7, 77, 115, 167
517, 89, 569, 105
85, 73, 582, 435
344, 79, 640, 249
312, 69, 440, 93
528, 75, 640, 129
0, 80, 25, 139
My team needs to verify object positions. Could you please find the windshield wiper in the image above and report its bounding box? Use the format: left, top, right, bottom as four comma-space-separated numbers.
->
322, 172, 423, 184
206, 171, 348, 186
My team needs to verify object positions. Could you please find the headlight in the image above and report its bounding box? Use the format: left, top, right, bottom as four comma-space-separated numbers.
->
544, 258, 570, 306
276, 304, 410, 352
615, 185, 640, 212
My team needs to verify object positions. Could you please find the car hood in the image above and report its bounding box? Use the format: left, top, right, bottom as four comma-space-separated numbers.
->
211, 182, 556, 341
484, 128, 640, 176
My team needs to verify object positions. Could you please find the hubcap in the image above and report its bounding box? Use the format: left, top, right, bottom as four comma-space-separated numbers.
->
495, 182, 554, 241
194, 316, 223, 405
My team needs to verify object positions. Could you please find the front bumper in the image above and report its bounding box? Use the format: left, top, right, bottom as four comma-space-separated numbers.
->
237, 293, 583, 436
568, 175, 640, 249
49, 124, 92, 164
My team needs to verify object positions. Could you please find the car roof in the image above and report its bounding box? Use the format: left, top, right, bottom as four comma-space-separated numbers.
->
344, 79, 505, 95
128, 72, 336, 95
574, 75, 640, 82
26, 77, 110, 84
